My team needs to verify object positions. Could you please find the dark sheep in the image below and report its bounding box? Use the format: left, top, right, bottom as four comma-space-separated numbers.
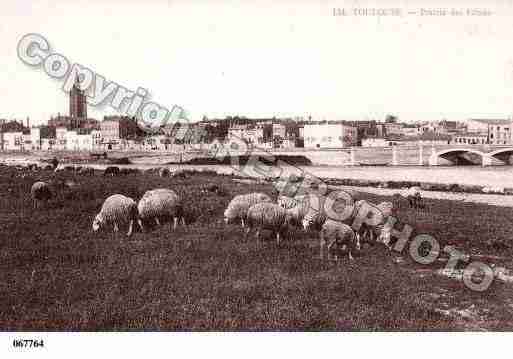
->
103, 166, 120, 177
30, 181, 53, 208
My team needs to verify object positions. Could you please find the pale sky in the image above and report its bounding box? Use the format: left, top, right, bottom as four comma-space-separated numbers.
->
2, 0, 513, 125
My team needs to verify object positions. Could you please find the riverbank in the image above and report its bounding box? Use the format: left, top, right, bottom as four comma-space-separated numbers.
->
2, 151, 513, 196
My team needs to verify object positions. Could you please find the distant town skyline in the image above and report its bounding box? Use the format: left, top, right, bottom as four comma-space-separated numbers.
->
2, 1, 513, 125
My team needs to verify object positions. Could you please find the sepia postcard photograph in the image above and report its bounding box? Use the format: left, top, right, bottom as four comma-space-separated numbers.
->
1, 0, 513, 355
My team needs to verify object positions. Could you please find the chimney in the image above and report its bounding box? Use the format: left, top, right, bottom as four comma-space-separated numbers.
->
26, 117, 30, 129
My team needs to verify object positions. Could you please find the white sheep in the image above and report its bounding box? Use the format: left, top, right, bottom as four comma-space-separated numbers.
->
300, 205, 328, 232
92, 194, 141, 236
78, 167, 95, 176
376, 201, 395, 220
301, 196, 362, 233
402, 186, 423, 208
224, 192, 272, 227
138, 188, 185, 230
158, 167, 171, 177
347, 200, 395, 247
245, 202, 291, 245
277, 193, 330, 229
319, 219, 359, 261
30, 181, 53, 208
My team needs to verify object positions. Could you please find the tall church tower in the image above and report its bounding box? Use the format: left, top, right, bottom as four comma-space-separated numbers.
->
69, 75, 87, 128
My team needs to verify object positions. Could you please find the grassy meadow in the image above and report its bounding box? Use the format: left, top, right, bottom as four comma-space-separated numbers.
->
1, 165, 513, 331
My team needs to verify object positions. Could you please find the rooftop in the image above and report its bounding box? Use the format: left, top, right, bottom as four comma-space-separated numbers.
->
468, 119, 512, 125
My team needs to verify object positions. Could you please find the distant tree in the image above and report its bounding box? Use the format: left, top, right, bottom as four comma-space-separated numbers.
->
385, 114, 398, 123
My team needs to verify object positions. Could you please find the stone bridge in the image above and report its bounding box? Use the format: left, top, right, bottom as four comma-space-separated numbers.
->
428, 145, 513, 166
137, 143, 513, 166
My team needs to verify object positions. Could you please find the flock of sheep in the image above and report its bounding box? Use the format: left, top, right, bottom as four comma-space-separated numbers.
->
223, 191, 384, 260
29, 165, 424, 262
222, 185, 424, 260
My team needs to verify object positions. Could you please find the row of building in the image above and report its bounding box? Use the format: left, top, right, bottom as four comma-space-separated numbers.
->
3, 116, 513, 152
4, 76, 513, 151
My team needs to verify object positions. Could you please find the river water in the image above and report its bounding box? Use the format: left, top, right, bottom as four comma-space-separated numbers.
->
2, 155, 513, 187
96, 163, 513, 188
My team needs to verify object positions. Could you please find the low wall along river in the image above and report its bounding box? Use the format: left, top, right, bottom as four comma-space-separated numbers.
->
2, 145, 513, 188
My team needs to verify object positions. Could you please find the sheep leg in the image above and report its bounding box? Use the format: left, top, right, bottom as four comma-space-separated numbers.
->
137, 219, 144, 232
173, 217, 178, 230
276, 231, 281, 246
319, 232, 326, 260
244, 226, 251, 240
255, 229, 260, 241
155, 217, 161, 226
326, 239, 336, 261
348, 251, 354, 261
181, 217, 186, 226
241, 218, 245, 228
355, 233, 361, 251
113, 223, 119, 233
127, 220, 133, 237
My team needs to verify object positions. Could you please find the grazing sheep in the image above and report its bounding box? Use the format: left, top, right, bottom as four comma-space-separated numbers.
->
319, 220, 359, 261
103, 166, 120, 177
137, 188, 185, 230
158, 167, 171, 177
246, 202, 290, 244
30, 181, 53, 208
50, 157, 59, 169
171, 169, 188, 179
278, 194, 329, 230
127, 168, 141, 175
78, 167, 95, 176
301, 207, 328, 232
92, 194, 140, 237
403, 186, 423, 208
376, 201, 395, 220
301, 195, 361, 233
224, 192, 272, 227
27, 163, 39, 171
349, 199, 393, 247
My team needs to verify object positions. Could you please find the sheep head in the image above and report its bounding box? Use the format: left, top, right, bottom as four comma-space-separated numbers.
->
92, 213, 104, 231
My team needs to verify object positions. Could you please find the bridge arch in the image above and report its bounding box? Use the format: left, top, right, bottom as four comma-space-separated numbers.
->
489, 148, 513, 164
430, 148, 486, 166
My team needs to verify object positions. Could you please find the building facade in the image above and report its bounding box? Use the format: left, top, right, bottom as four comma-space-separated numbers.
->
303, 124, 357, 148
100, 116, 141, 150
3, 132, 23, 151
466, 119, 513, 145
